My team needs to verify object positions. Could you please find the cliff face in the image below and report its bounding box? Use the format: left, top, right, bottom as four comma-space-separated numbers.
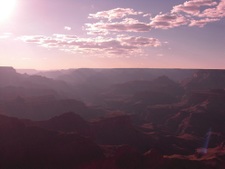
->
34, 112, 91, 136
0, 66, 16, 73
91, 115, 148, 149
0, 114, 103, 169
178, 91, 225, 138
183, 69, 225, 91
0, 67, 22, 87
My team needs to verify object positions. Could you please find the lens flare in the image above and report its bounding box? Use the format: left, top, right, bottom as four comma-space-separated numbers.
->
199, 128, 212, 154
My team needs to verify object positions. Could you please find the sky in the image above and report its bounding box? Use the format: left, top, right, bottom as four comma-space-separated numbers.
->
0, 0, 225, 70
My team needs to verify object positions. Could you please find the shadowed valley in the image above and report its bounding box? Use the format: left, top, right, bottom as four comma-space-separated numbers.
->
0, 66, 225, 168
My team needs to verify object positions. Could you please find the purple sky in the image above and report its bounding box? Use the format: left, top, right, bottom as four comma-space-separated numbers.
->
0, 0, 225, 70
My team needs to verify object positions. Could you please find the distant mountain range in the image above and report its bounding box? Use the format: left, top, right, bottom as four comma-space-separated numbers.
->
1, 66, 225, 168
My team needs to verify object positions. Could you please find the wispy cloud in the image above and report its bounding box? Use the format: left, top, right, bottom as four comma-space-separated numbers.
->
88, 8, 144, 21
64, 26, 72, 31
19, 34, 161, 57
85, 18, 151, 35
0, 33, 13, 39
199, 0, 225, 18
17, 0, 225, 58
189, 17, 220, 27
172, 0, 217, 15
150, 13, 188, 29
171, 0, 225, 26
86, 0, 225, 36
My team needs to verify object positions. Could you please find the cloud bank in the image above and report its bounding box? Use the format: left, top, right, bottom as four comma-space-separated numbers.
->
88, 8, 144, 21
17, 1, 225, 57
86, 0, 225, 35
19, 34, 161, 57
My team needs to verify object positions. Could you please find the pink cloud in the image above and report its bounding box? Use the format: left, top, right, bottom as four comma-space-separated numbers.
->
172, 0, 225, 19
85, 21, 110, 35
172, 0, 217, 15
189, 17, 220, 27
200, 0, 225, 18
64, 26, 72, 31
119, 36, 161, 47
19, 35, 47, 44
86, 12, 188, 34
86, 1, 225, 34
150, 13, 188, 29
24, 39, 41, 43
88, 8, 143, 21
150, 0, 224, 29
85, 18, 151, 35
18, 0, 225, 60
19, 34, 161, 57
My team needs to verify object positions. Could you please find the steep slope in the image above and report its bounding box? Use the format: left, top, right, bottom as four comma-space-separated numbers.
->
0, 67, 24, 87
32, 112, 152, 153
0, 66, 80, 101
0, 98, 104, 120
54, 68, 194, 85
34, 112, 91, 136
183, 69, 225, 91
103, 76, 184, 113
51, 68, 193, 104
0, 114, 103, 169
91, 115, 151, 152
166, 90, 225, 137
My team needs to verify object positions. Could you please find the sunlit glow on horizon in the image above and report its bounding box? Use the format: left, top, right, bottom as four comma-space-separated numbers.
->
0, 0, 225, 70
0, 0, 17, 22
